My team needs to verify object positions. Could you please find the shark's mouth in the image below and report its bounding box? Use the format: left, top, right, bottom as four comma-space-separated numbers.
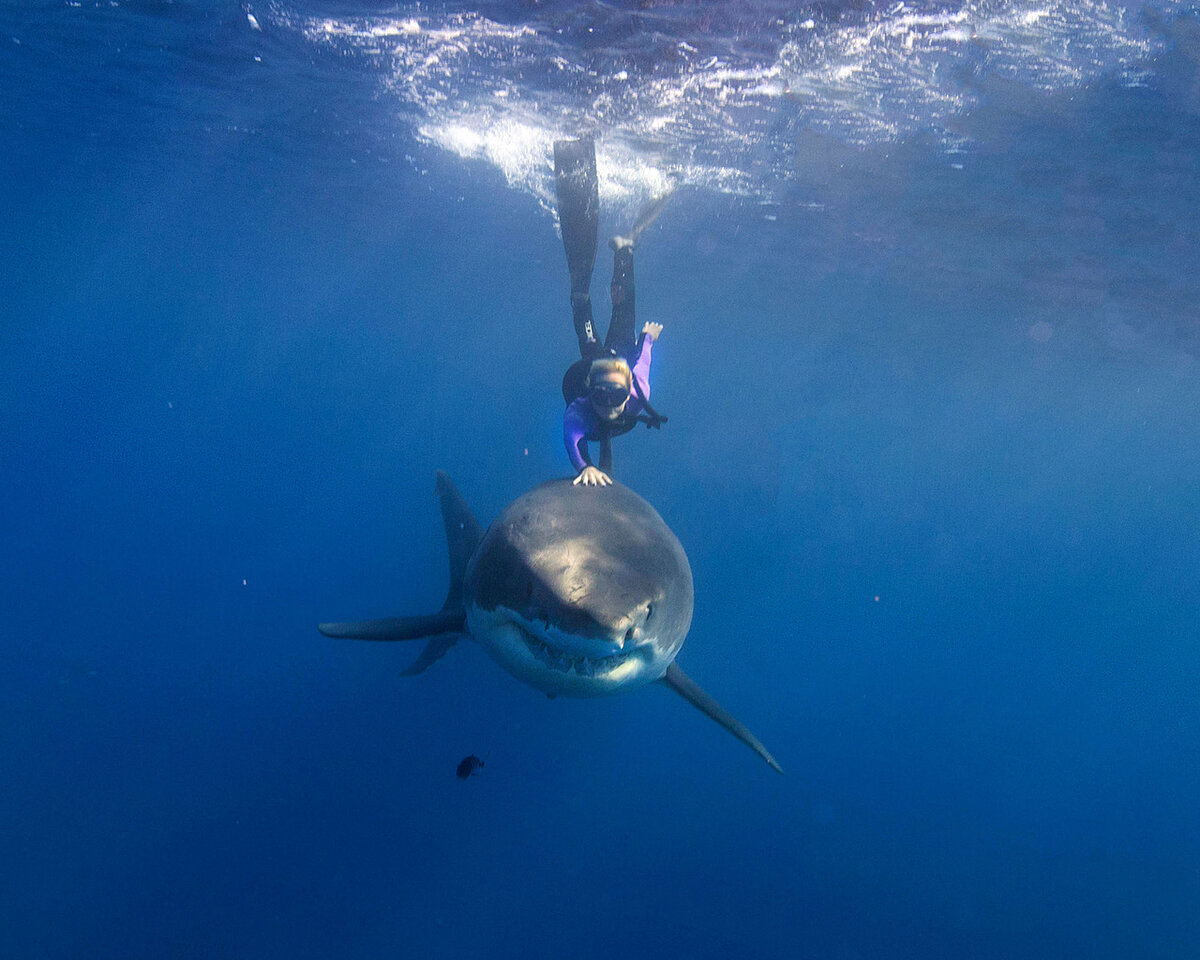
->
505, 615, 639, 677
520, 629, 633, 676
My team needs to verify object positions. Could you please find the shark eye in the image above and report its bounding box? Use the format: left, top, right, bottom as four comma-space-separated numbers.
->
625, 628, 634, 644
646, 604, 654, 621
524, 580, 534, 602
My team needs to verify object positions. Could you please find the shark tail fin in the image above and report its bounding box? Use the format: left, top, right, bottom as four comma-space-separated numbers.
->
317, 471, 483, 676
660, 662, 783, 774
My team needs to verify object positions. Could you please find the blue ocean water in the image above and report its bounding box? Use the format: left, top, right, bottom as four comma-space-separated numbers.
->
4, 0, 1200, 956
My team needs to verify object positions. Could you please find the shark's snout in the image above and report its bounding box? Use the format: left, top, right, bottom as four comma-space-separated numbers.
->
519, 574, 659, 654
509, 600, 658, 660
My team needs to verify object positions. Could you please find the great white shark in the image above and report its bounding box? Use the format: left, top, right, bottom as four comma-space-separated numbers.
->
319, 472, 781, 773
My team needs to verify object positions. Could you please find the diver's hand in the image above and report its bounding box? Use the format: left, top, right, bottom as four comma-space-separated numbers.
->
574, 466, 613, 487
642, 322, 663, 341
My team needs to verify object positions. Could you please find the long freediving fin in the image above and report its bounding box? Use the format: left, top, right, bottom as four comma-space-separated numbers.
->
627, 179, 678, 245
554, 137, 600, 295
659, 661, 783, 774
318, 471, 483, 676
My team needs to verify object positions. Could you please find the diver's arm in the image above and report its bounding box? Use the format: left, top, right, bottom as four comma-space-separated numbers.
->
565, 402, 613, 486
631, 322, 660, 400
564, 402, 592, 472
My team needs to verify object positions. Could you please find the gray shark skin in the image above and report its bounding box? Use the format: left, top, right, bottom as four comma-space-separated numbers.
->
320, 472, 781, 773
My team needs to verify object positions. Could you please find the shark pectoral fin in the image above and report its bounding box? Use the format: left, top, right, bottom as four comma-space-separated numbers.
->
659, 662, 783, 774
399, 635, 459, 677
318, 611, 466, 641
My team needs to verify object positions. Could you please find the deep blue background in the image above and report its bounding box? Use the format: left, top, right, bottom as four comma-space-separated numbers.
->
3, 2, 1200, 958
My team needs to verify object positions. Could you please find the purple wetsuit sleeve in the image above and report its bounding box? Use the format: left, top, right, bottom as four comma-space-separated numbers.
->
632, 335, 653, 402
564, 400, 591, 472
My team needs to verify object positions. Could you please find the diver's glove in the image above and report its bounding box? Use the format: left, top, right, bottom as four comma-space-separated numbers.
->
574, 466, 613, 487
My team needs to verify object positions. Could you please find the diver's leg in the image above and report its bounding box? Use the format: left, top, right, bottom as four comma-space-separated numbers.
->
554, 138, 601, 357
604, 239, 636, 358
602, 180, 676, 357
571, 292, 601, 360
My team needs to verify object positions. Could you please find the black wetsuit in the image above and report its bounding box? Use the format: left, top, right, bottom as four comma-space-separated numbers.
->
572, 243, 635, 361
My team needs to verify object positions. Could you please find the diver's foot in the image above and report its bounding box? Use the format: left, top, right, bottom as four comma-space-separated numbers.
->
608, 235, 634, 252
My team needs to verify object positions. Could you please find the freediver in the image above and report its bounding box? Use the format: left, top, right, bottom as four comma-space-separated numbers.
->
553, 137, 672, 487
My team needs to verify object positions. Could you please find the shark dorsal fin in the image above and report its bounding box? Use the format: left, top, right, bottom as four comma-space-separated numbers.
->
318, 473, 479, 680
436, 470, 482, 612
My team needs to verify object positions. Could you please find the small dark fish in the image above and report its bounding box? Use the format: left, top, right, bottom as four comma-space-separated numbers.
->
456, 755, 485, 779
